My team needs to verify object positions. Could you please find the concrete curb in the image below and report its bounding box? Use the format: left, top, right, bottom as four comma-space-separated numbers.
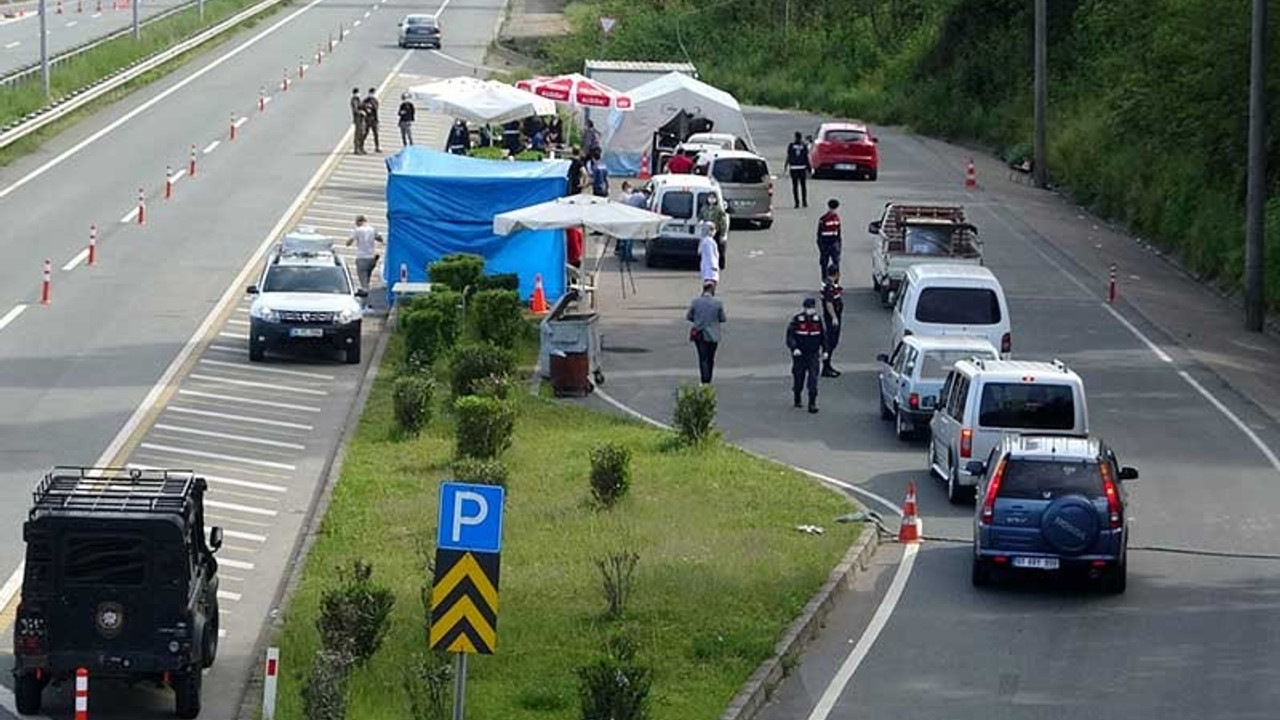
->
718, 526, 881, 720
233, 315, 395, 720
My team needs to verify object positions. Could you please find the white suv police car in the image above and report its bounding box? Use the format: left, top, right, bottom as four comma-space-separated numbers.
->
246, 231, 366, 364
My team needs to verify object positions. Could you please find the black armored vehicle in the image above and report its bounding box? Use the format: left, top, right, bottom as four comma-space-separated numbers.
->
12, 467, 223, 718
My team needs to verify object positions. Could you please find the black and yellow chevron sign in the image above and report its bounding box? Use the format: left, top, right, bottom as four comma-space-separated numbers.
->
429, 549, 501, 654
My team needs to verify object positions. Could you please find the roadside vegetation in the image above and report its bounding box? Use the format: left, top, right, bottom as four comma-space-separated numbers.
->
545, 0, 1280, 310
271, 253, 861, 719
0, 0, 290, 163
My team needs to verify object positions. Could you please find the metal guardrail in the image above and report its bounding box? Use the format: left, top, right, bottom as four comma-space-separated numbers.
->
0, 0, 201, 89
0, 0, 290, 150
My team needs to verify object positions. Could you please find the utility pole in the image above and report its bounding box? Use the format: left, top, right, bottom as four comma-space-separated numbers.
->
199, 0, 204, 22
132, 0, 140, 40
38, 0, 49, 99
1245, 0, 1268, 331
1033, 0, 1048, 188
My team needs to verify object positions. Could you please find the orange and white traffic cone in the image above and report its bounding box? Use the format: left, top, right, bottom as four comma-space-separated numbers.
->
189, 144, 197, 178
898, 481, 922, 543
40, 259, 51, 305
88, 225, 97, 267
638, 152, 651, 180
164, 166, 173, 200
136, 188, 146, 225
964, 158, 978, 190
529, 273, 549, 314
282, 69, 290, 92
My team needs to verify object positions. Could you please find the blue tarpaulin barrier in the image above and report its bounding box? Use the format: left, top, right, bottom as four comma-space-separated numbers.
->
384, 147, 571, 304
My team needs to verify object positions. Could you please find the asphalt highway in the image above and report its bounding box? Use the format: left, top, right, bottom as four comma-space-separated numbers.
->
0, 0, 183, 79
590, 107, 1280, 719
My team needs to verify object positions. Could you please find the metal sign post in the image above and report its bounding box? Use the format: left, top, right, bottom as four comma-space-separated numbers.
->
39, 0, 49, 99
431, 482, 505, 720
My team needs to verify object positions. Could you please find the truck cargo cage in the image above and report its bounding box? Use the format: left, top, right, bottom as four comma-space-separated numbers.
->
31, 466, 203, 517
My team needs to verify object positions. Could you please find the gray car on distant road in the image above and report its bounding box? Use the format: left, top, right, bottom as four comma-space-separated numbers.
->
877, 335, 999, 440
398, 14, 441, 48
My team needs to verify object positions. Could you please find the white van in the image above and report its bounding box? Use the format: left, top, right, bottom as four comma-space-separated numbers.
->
929, 358, 1089, 503
891, 264, 1011, 357
643, 174, 726, 267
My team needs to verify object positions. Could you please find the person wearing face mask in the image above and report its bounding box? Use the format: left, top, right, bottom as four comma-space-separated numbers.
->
786, 297, 827, 413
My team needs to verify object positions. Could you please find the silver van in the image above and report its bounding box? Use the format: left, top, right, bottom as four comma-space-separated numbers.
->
694, 149, 774, 229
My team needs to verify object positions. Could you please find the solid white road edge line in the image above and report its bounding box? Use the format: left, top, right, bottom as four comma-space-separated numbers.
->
0, 303, 27, 332
62, 247, 90, 271
203, 139, 220, 154
120, 206, 140, 223
0, 0, 333, 200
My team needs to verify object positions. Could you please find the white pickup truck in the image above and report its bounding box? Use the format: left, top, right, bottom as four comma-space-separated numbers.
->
867, 203, 983, 306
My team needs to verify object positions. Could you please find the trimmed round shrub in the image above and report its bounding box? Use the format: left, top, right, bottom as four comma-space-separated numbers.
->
392, 375, 434, 436
452, 458, 510, 488
450, 343, 517, 398
673, 384, 717, 445
454, 396, 516, 459
470, 289, 525, 349
428, 253, 485, 293
589, 443, 632, 508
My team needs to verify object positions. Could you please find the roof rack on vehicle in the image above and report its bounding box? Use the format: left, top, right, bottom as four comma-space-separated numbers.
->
31, 466, 202, 517
1051, 358, 1068, 372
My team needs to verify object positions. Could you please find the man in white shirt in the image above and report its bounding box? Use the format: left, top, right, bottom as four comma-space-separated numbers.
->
345, 215, 383, 295
698, 221, 720, 287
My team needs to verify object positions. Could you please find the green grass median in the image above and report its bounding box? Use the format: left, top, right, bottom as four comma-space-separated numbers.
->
270, 332, 863, 719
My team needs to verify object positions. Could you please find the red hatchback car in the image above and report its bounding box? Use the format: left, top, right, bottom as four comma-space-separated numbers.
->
809, 122, 879, 181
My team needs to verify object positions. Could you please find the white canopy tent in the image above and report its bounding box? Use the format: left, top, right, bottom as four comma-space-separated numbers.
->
599, 72, 754, 176
408, 77, 556, 125
493, 194, 669, 239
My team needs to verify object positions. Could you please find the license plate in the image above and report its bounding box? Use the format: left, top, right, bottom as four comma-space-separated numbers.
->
1011, 557, 1059, 570
290, 328, 324, 338
835, 163, 857, 170
731, 199, 751, 207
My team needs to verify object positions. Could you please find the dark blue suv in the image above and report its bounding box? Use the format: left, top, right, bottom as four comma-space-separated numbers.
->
969, 435, 1138, 593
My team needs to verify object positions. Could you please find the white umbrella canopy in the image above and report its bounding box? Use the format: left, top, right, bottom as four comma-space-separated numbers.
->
493, 194, 670, 239
408, 77, 556, 125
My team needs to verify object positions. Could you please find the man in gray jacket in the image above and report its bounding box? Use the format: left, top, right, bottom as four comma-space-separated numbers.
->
687, 282, 726, 384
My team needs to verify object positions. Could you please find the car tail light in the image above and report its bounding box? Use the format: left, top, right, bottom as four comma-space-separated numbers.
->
1100, 462, 1122, 528
979, 457, 1006, 525
768, 182, 774, 196
1001, 332, 1012, 354
960, 427, 973, 458
15, 605, 48, 656
909, 392, 920, 410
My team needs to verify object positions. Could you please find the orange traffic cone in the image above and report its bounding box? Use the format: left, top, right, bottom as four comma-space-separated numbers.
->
638, 152, 651, 180
530, 273, 549, 315
964, 158, 978, 190
898, 481, 921, 543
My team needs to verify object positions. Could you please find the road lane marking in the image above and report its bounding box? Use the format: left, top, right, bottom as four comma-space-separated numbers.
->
169, 168, 186, 186
226, 318, 250, 325
0, 563, 21, 623
178, 389, 321, 412
189, 372, 328, 395
352, 18, 360, 26
0, 0, 336, 201
154, 423, 307, 450
120, 206, 140, 223
139, 442, 297, 471
130, 461, 289, 493
218, 590, 242, 601
4, 41, 18, 49
206, 499, 278, 517
233, 116, 248, 128
0, 304, 27, 332
200, 358, 334, 380
203, 139, 220, 154
219, 331, 248, 339
65, 20, 76, 26
209, 345, 245, 353
362, 10, 369, 17
219, 558, 256, 570
62, 247, 90, 271
167, 405, 315, 430
224, 529, 268, 542
208, 513, 273, 528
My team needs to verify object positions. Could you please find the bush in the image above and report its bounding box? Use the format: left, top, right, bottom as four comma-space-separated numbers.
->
428, 254, 485, 293
595, 551, 639, 619
469, 289, 525, 348
302, 650, 352, 720
577, 633, 653, 720
450, 343, 517, 398
454, 396, 516, 459
477, 273, 519, 292
316, 560, 396, 666
403, 652, 453, 720
589, 443, 631, 508
452, 457, 510, 488
673, 384, 717, 445
472, 373, 515, 400
392, 376, 434, 436
401, 291, 462, 371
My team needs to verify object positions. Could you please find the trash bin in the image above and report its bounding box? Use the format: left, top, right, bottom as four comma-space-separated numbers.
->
549, 351, 591, 397
539, 299, 602, 384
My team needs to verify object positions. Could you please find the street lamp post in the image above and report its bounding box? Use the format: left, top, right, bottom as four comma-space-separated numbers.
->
1245, 0, 1268, 331
1033, 0, 1048, 189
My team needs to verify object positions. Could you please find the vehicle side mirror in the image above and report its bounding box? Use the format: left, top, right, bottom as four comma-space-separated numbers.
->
209, 527, 223, 553
355, 288, 369, 298
876, 353, 889, 364
965, 461, 986, 477
246, 285, 259, 295
871, 137, 880, 144
868, 220, 882, 234
1118, 466, 1139, 481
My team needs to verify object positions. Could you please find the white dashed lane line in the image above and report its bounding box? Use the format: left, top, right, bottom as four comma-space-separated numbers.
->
176, 389, 322, 413
165, 405, 315, 431
203, 140, 221, 154
187, 372, 328, 396
138, 442, 298, 471
152, 423, 307, 450
0, 304, 27, 332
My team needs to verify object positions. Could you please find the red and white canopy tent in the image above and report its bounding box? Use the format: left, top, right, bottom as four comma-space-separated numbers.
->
515, 73, 634, 111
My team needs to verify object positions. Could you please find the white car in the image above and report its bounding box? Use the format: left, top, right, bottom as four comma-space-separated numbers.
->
929, 358, 1089, 504
877, 335, 999, 440
246, 231, 366, 364
685, 132, 749, 152
890, 263, 1012, 357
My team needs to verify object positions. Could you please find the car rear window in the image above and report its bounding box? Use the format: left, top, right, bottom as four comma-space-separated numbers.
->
921, 349, 995, 379
711, 158, 768, 184
824, 129, 867, 143
406, 16, 436, 26
660, 191, 694, 219
904, 226, 955, 255
63, 535, 149, 586
978, 382, 1076, 430
264, 265, 350, 294
915, 287, 1001, 325
997, 459, 1104, 500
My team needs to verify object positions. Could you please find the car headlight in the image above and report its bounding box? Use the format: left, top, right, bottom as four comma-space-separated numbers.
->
250, 304, 279, 323
337, 306, 362, 324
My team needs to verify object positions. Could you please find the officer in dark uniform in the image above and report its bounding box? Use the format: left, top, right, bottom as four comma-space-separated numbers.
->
786, 131, 810, 208
816, 198, 842, 282
786, 297, 827, 413
821, 267, 844, 377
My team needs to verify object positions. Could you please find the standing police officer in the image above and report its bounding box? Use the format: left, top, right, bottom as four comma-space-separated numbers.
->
821, 267, 844, 377
786, 297, 827, 413
786, 131, 810, 208
816, 198, 842, 281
